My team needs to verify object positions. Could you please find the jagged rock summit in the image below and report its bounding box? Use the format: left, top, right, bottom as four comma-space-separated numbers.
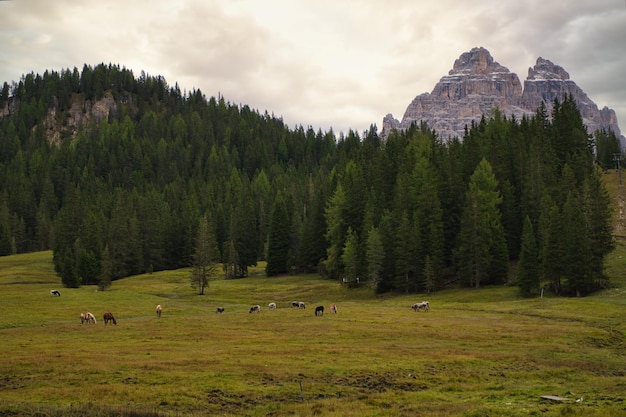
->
382, 47, 623, 144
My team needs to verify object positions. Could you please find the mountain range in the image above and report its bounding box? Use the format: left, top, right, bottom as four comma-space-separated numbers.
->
382, 47, 624, 146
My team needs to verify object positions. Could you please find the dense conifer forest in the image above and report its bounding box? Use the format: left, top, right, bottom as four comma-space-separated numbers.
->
0, 64, 619, 296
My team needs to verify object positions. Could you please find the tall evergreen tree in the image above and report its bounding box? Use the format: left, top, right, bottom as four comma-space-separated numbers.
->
266, 193, 292, 276
582, 169, 615, 290
341, 227, 359, 283
98, 244, 113, 291
365, 226, 384, 290
324, 184, 347, 279
455, 158, 507, 288
560, 190, 591, 297
594, 129, 621, 170
190, 215, 219, 295
517, 216, 540, 297
394, 210, 416, 293
538, 192, 564, 294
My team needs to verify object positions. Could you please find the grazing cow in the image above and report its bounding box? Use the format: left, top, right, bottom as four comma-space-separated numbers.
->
291, 301, 300, 308
103, 312, 117, 325
315, 305, 324, 316
298, 302, 306, 309
156, 304, 162, 318
81, 312, 96, 324
411, 301, 430, 312
50, 289, 61, 297
215, 307, 225, 314
249, 305, 261, 313
329, 304, 338, 314
268, 302, 277, 310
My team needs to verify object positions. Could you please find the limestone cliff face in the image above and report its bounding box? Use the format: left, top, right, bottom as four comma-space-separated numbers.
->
41, 92, 119, 145
383, 47, 624, 144
1, 91, 121, 146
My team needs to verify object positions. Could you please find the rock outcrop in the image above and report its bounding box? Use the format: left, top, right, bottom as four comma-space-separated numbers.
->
40, 92, 119, 145
383, 47, 623, 145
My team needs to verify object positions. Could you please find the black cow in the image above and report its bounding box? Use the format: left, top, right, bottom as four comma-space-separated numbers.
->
50, 289, 61, 297
315, 305, 324, 316
216, 307, 225, 314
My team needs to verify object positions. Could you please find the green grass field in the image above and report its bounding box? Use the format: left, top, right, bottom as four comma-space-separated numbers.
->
1, 171, 625, 417
0, 249, 624, 417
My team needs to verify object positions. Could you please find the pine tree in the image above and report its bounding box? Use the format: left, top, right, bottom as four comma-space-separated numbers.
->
560, 190, 591, 296
365, 226, 384, 290
594, 129, 621, 170
230, 186, 258, 278
98, 244, 113, 291
341, 227, 359, 283
266, 193, 292, 276
423, 255, 435, 293
538, 192, 564, 294
582, 169, 615, 290
324, 184, 347, 279
455, 158, 507, 288
394, 210, 416, 293
517, 216, 540, 297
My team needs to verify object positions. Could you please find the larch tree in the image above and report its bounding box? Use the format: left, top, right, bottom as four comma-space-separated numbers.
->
190, 215, 219, 295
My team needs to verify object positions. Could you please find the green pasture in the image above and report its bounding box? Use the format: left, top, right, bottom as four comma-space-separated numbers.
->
0, 250, 624, 416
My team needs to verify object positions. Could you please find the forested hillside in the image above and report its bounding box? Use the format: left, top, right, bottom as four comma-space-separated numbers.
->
0, 64, 618, 296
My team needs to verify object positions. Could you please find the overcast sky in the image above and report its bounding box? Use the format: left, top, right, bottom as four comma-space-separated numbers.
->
1, 0, 625, 135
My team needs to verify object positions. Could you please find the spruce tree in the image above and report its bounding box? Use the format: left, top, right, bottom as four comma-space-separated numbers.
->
455, 158, 507, 288
365, 226, 384, 290
324, 184, 347, 279
98, 244, 113, 291
560, 190, 591, 296
582, 169, 615, 290
517, 216, 540, 297
266, 193, 292, 276
341, 227, 359, 283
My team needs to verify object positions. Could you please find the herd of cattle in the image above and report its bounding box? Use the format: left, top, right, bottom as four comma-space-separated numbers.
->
245, 301, 335, 315
49, 289, 430, 325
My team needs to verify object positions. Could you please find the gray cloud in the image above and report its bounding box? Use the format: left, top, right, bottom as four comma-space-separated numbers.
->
1, 0, 624, 135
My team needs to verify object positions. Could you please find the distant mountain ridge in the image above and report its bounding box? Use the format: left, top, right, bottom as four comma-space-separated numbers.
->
382, 47, 624, 145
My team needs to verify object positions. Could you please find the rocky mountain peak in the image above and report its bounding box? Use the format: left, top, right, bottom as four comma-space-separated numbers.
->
450, 46, 507, 76
431, 47, 522, 101
383, 47, 623, 145
527, 57, 570, 80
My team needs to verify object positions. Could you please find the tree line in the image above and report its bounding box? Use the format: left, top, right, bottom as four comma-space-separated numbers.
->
0, 64, 617, 296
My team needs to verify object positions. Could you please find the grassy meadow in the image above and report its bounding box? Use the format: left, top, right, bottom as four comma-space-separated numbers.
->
0, 171, 625, 417
0, 250, 624, 417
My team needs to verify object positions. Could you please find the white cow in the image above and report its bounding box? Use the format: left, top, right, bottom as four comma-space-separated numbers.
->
268, 302, 277, 310
411, 301, 430, 312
